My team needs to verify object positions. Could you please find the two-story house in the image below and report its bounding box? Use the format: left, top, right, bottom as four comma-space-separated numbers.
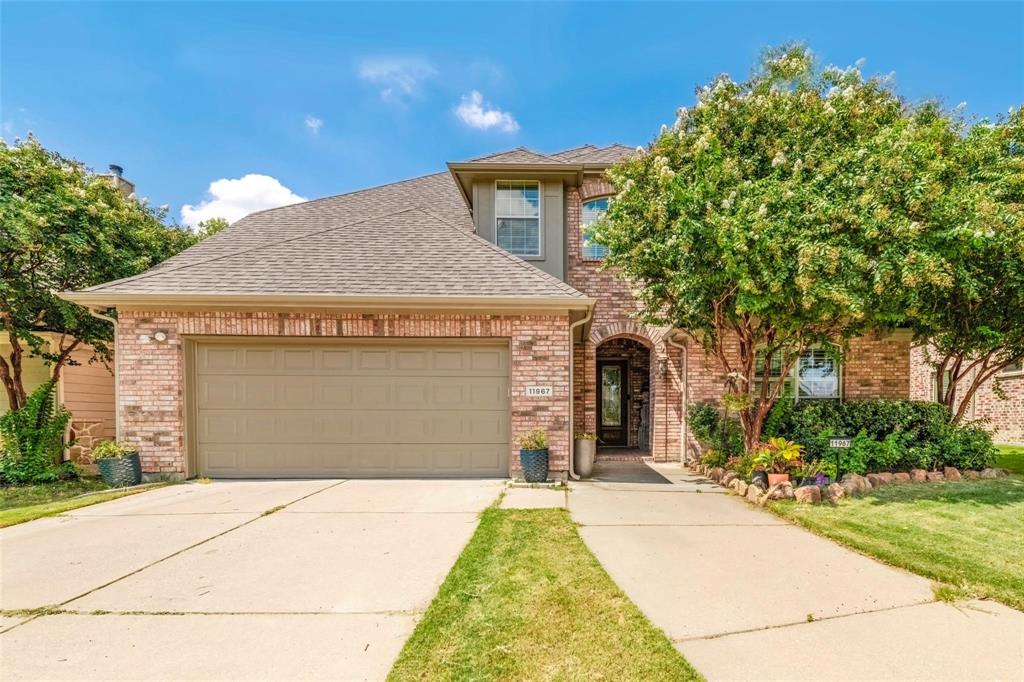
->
63, 145, 912, 480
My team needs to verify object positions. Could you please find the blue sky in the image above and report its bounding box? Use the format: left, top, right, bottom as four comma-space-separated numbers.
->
3, 1, 1022, 226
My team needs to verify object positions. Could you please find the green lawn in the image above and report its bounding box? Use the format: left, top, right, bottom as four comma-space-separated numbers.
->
996, 444, 1024, 475
770, 478, 1024, 611
388, 507, 702, 682
0, 478, 166, 527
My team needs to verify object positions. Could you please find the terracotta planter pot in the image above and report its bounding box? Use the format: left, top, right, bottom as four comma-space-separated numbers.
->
767, 473, 790, 486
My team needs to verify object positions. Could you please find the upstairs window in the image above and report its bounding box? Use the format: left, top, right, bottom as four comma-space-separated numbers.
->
496, 181, 541, 257
753, 348, 841, 401
581, 197, 610, 259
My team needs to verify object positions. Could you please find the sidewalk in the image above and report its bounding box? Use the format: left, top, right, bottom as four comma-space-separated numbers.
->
569, 462, 1024, 681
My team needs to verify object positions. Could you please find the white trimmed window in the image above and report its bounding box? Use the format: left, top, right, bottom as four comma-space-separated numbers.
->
754, 348, 841, 401
496, 181, 541, 257
581, 197, 610, 259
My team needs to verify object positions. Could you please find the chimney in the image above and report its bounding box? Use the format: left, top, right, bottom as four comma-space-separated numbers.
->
103, 163, 135, 198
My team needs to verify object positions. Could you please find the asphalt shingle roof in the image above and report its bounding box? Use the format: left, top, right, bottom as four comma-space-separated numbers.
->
85, 204, 585, 300
78, 145, 635, 302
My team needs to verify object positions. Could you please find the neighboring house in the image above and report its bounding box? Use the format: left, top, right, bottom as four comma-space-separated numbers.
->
910, 347, 1024, 445
0, 336, 115, 463
63, 145, 912, 480
0, 165, 131, 464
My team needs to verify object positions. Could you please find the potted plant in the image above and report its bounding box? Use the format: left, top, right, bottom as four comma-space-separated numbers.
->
574, 431, 597, 478
92, 440, 143, 487
796, 459, 830, 487
516, 428, 549, 483
752, 437, 804, 486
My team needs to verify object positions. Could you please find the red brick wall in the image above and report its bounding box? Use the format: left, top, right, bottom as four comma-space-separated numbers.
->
566, 180, 685, 462
116, 311, 572, 477
910, 344, 1024, 445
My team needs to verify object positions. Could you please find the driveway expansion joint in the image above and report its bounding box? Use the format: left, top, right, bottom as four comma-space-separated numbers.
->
672, 597, 939, 643
1, 479, 351, 635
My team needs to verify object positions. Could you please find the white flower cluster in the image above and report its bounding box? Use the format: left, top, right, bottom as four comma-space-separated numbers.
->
653, 155, 675, 181
771, 151, 787, 167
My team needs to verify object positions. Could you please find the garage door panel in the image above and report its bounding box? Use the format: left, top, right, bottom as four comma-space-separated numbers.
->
195, 341, 509, 478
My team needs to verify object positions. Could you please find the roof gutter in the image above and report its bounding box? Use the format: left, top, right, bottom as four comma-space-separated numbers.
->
59, 291, 596, 314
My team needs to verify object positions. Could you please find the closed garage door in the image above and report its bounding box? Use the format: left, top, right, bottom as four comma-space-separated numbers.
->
193, 340, 510, 478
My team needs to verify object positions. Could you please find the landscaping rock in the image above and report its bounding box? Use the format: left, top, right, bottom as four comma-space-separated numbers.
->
721, 471, 739, 487
892, 472, 912, 485
794, 485, 821, 504
761, 481, 795, 505
733, 480, 749, 497
708, 467, 725, 482
943, 467, 962, 481
980, 468, 1007, 479
909, 468, 928, 483
824, 483, 845, 503
866, 473, 892, 488
926, 471, 946, 482
963, 469, 980, 480
745, 485, 763, 503
840, 473, 872, 496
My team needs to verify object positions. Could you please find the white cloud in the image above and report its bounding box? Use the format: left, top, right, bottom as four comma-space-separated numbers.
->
358, 57, 437, 102
454, 91, 519, 133
304, 115, 323, 134
180, 174, 306, 227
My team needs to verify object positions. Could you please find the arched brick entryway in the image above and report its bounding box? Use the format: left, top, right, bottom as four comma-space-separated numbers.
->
574, 322, 684, 462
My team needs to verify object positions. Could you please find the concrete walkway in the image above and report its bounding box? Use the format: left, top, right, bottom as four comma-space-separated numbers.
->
570, 462, 1024, 681
1, 478, 503, 681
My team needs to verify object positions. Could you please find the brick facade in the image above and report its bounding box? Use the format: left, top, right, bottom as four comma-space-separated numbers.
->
910, 345, 1024, 445
116, 310, 572, 477
566, 180, 685, 462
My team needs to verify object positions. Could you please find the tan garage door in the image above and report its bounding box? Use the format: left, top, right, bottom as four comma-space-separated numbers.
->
193, 340, 509, 478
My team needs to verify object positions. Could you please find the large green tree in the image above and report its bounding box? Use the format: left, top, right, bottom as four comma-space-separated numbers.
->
905, 108, 1024, 422
0, 136, 200, 410
596, 45, 988, 452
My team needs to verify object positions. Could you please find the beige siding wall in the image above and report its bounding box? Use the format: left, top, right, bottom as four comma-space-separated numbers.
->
60, 345, 115, 441
0, 340, 52, 416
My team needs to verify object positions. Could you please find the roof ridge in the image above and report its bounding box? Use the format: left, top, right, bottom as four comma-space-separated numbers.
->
466, 146, 557, 162
86, 206, 437, 292
416, 207, 585, 298
240, 171, 451, 222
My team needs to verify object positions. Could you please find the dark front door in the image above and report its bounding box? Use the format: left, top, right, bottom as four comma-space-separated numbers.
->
598, 360, 628, 446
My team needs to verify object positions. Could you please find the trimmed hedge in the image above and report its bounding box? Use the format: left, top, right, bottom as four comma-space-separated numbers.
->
763, 399, 996, 474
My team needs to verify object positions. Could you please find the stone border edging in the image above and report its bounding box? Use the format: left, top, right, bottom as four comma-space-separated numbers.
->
695, 464, 1010, 507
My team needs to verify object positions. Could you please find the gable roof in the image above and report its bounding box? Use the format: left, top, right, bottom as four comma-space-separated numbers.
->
465, 147, 564, 164
548, 144, 636, 164
67, 202, 588, 308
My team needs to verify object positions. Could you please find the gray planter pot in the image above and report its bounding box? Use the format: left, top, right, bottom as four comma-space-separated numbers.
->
520, 448, 549, 483
97, 453, 142, 487
575, 439, 596, 478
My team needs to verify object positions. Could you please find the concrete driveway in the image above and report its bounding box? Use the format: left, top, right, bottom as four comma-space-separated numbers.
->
572, 462, 1024, 681
1, 478, 503, 681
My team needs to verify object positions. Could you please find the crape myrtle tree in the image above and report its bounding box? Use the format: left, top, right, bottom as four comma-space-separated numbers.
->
0, 136, 201, 410
907, 108, 1024, 423
594, 45, 973, 453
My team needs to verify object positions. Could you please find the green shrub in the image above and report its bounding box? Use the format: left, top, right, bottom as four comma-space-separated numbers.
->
0, 381, 77, 485
91, 440, 139, 459
514, 429, 548, 450
688, 401, 743, 456
764, 399, 996, 472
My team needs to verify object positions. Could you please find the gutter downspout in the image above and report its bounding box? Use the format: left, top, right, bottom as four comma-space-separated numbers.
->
85, 307, 120, 441
665, 332, 688, 466
567, 307, 594, 481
